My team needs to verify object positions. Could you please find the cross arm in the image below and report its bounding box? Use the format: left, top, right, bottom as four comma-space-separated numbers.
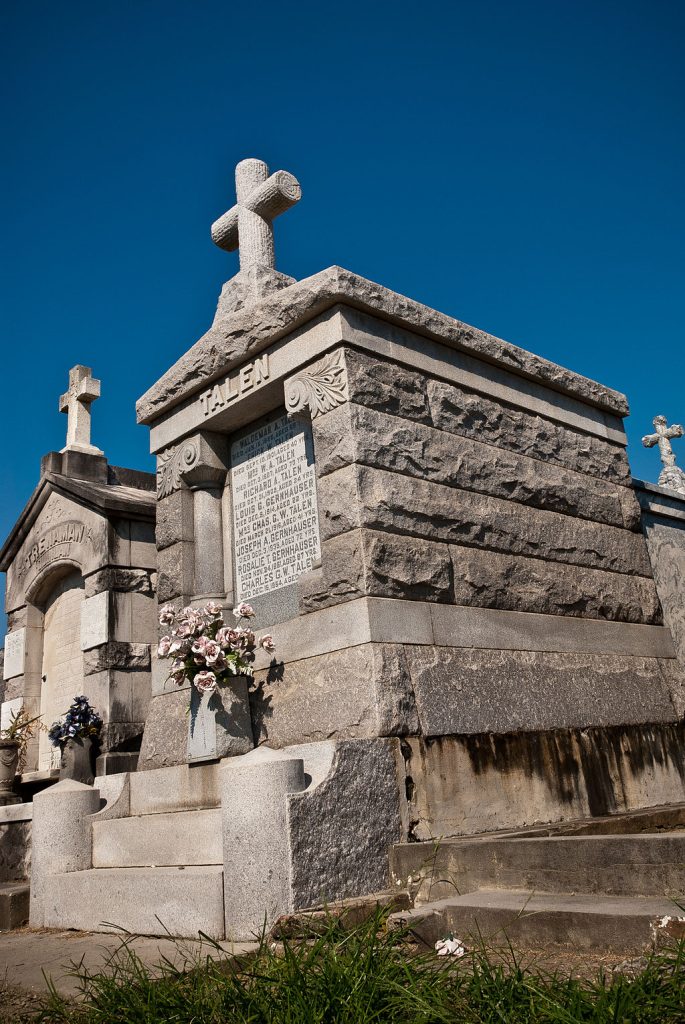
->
75, 377, 101, 403
211, 170, 302, 251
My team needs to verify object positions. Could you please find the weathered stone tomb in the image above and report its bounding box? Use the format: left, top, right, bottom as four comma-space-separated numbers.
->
15, 159, 685, 941
0, 367, 156, 780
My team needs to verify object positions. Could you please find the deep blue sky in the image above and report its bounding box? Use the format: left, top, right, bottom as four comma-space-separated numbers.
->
2, 0, 684, 555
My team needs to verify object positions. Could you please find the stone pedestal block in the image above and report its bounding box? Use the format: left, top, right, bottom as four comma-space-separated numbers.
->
221, 750, 305, 939
29, 779, 100, 927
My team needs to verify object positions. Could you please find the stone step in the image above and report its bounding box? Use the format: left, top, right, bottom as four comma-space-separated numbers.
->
271, 890, 412, 938
390, 890, 680, 953
42, 866, 225, 939
0, 882, 30, 931
391, 834, 685, 903
92, 808, 222, 867
128, 763, 221, 816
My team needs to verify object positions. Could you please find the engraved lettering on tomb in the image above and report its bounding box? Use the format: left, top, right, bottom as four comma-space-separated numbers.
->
231, 415, 321, 602
19, 520, 94, 579
198, 354, 270, 420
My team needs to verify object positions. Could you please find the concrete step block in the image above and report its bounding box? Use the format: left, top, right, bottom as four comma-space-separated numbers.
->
42, 867, 225, 939
0, 882, 30, 931
392, 834, 685, 902
391, 890, 679, 953
92, 808, 222, 867
129, 763, 221, 816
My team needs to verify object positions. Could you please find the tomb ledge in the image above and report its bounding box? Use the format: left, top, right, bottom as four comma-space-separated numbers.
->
136, 266, 628, 426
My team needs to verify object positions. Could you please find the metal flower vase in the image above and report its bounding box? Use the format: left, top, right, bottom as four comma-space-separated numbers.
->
187, 675, 254, 763
59, 736, 95, 786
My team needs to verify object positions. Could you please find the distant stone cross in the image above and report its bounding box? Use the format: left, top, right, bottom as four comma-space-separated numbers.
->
59, 365, 103, 455
210, 158, 302, 271
642, 414, 685, 495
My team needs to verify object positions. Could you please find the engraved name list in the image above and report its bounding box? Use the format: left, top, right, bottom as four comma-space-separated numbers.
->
231, 415, 321, 602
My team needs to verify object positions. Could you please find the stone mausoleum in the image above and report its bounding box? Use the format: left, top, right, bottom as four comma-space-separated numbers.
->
0, 366, 156, 780
3, 158, 685, 942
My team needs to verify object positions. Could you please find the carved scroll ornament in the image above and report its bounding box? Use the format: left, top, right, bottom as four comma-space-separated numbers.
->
156, 440, 200, 498
285, 349, 348, 420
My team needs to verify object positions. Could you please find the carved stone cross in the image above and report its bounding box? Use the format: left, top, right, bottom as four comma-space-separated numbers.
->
642, 414, 685, 495
210, 158, 302, 271
59, 365, 103, 455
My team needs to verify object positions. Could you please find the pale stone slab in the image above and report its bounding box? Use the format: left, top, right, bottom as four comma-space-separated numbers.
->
0, 697, 23, 732
640, 511, 685, 666
80, 590, 109, 650
129, 761, 222, 814
3, 629, 26, 680
42, 865, 225, 939
397, 730, 685, 840
92, 808, 222, 867
250, 597, 676, 669
0, 801, 32, 823
428, 604, 676, 659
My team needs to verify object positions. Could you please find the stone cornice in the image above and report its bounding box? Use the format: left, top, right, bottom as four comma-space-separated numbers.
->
634, 477, 685, 523
136, 266, 628, 425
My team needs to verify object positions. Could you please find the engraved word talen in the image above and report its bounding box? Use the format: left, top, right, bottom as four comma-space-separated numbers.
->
198, 354, 270, 419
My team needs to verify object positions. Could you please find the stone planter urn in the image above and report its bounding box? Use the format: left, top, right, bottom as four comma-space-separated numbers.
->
0, 740, 20, 796
187, 675, 254, 763
59, 737, 95, 786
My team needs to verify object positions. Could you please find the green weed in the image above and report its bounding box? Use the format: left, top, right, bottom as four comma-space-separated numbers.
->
35, 910, 685, 1023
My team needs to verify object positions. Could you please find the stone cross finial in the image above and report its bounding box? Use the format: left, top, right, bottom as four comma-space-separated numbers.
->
642, 414, 685, 495
210, 158, 302, 271
59, 365, 103, 455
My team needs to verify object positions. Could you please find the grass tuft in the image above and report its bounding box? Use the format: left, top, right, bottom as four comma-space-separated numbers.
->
34, 909, 685, 1023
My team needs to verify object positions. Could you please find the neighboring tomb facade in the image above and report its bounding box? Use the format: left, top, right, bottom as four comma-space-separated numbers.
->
0, 368, 157, 779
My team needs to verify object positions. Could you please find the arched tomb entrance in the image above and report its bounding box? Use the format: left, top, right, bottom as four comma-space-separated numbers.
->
37, 570, 85, 771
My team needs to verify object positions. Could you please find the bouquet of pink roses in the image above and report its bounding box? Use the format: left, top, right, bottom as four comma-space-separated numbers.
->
157, 601, 275, 696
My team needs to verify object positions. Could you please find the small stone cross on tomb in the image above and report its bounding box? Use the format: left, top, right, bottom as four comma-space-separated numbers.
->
642, 414, 685, 495
210, 158, 302, 271
59, 365, 103, 455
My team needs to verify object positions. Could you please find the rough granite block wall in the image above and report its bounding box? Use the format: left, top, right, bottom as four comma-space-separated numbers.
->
306, 347, 657, 624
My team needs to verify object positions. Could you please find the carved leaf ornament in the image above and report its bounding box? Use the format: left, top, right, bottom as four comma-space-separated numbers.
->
285, 349, 348, 419
157, 440, 200, 498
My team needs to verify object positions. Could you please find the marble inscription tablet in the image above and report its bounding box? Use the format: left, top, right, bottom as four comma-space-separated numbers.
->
231, 414, 321, 604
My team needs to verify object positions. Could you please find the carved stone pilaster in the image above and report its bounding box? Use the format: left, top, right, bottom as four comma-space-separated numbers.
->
285, 349, 349, 420
158, 433, 229, 598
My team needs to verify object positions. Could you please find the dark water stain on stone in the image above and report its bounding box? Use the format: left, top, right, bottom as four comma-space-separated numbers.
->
457, 722, 685, 818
